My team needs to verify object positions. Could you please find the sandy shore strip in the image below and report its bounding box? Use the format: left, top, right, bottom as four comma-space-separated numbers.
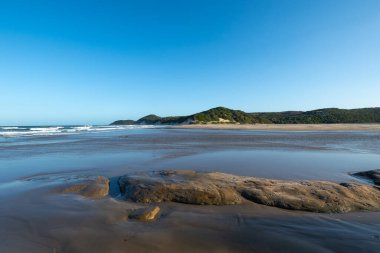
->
173, 123, 380, 131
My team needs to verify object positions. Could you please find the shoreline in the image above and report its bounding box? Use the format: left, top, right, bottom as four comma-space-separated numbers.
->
172, 123, 380, 131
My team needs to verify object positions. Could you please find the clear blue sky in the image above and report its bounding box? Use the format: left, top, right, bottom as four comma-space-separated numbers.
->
1, 0, 379, 125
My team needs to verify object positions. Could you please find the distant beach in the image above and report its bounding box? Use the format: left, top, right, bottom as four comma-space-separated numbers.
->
175, 123, 380, 131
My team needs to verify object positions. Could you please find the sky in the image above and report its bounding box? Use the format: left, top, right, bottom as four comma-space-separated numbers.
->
1, 0, 379, 125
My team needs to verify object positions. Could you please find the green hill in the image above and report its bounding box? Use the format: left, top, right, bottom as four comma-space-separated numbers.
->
193, 107, 259, 124
110, 107, 380, 125
111, 119, 136, 125
136, 114, 190, 125
253, 108, 380, 124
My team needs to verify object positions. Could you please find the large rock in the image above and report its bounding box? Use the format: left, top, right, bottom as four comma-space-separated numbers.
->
59, 176, 109, 198
352, 169, 380, 186
239, 180, 380, 213
118, 170, 380, 213
119, 170, 243, 205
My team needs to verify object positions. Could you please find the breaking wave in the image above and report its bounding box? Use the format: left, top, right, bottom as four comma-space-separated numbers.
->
0, 125, 157, 137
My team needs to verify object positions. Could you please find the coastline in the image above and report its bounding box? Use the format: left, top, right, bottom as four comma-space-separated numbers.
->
173, 123, 380, 131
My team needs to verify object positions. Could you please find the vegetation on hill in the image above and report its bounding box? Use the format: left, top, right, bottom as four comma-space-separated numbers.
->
111, 119, 136, 125
253, 108, 380, 124
193, 107, 259, 124
110, 107, 380, 125
136, 114, 190, 125
135, 114, 161, 124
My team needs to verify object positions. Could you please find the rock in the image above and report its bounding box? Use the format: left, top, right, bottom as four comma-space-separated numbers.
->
239, 180, 380, 213
128, 206, 161, 221
119, 170, 243, 205
118, 170, 380, 213
59, 176, 109, 198
352, 169, 380, 186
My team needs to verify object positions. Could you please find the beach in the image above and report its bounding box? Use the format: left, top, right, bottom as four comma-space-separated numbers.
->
3, 1, 379, 252
175, 123, 380, 131
1, 126, 380, 252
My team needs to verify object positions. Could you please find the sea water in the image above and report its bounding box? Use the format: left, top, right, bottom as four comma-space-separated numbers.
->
1, 127, 380, 183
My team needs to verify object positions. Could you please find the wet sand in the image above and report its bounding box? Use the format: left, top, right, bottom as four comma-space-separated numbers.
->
1, 175, 380, 253
175, 123, 380, 131
1, 129, 380, 252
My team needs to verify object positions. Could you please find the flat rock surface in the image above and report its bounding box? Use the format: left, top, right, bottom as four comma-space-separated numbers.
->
353, 169, 380, 186
58, 176, 110, 198
119, 170, 243, 205
119, 170, 380, 213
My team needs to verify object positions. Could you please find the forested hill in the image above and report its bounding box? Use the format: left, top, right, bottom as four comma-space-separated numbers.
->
110, 107, 380, 125
252, 108, 380, 124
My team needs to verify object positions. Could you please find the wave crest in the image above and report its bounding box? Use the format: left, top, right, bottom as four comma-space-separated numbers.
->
0, 125, 159, 138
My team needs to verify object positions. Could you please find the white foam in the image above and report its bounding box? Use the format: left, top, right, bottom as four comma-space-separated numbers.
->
70, 126, 93, 132
30, 127, 64, 132
1, 127, 21, 130
0, 130, 64, 137
0, 125, 160, 138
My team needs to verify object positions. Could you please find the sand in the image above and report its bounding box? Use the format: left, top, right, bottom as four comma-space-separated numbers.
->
174, 123, 380, 131
2, 175, 380, 253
